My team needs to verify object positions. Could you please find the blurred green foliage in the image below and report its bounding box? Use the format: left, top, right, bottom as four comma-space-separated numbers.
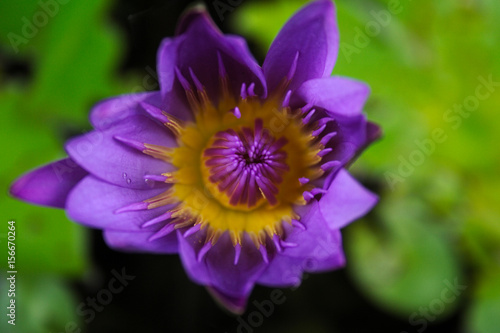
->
233, 0, 500, 331
0, 0, 132, 331
0, 0, 499, 332
0, 275, 78, 333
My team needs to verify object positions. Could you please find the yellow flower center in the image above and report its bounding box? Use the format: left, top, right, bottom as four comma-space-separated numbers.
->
160, 84, 323, 246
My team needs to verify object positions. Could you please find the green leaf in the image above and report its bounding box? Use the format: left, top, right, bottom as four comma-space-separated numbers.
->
0, 274, 80, 333
0, 0, 130, 276
0, 0, 40, 53
0, 91, 88, 275
26, 0, 123, 124
346, 197, 463, 317
466, 269, 500, 333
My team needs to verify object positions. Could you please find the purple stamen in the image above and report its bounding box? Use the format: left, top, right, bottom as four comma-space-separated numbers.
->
320, 132, 337, 146
148, 223, 175, 241
259, 245, 269, 264
302, 109, 316, 125
197, 242, 212, 262
280, 240, 298, 248
260, 164, 282, 183
282, 90, 292, 108
286, 51, 300, 81
143, 174, 168, 182
321, 160, 341, 171
267, 137, 288, 154
272, 235, 282, 252
234, 243, 242, 265
205, 156, 235, 166
291, 219, 306, 231
318, 148, 333, 157
142, 211, 174, 228
230, 106, 241, 119
312, 123, 327, 137
310, 188, 328, 195
217, 52, 227, 78
174, 67, 191, 91
183, 224, 201, 238
229, 171, 249, 205
113, 136, 146, 152
318, 117, 335, 127
114, 201, 149, 214
140, 102, 169, 124
302, 191, 314, 202
301, 102, 313, 113
204, 119, 289, 207
240, 83, 247, 100
247, 82, 256, 97
299, 177, 310, 185
188, 67, 203, 91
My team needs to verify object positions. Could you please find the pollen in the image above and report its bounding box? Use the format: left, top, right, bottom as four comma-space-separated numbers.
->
128, 68, 328, 252
167, 92, 323, 246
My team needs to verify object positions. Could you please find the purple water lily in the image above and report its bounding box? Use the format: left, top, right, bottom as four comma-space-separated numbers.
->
10, 0, 380, 313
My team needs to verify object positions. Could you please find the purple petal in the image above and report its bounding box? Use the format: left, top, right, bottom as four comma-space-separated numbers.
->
177, 230, 212, 285
205, 234, 268, 301
309, 122, 365, 190
65, 115, 175, 189
294, 76, 370, 117
90, 91, 160, 130
90, 89, 193, 131
293, 77, 378, 180
177, 231, 268, 312
319, 169, 378, 230
322, 119, 366, 164
104, 229, 178, 254
66, 175, 173, 231
263, 0, 338, 93
281, 201, 346, 272
366, 121, 382, 146
207, 286, 247, 315
329, 121, 381, 182
168, 7, 267, 101
10, 158, 87, 209
155, 35, 199, 123
157, 36, 185, 96
257, 255, 304, 287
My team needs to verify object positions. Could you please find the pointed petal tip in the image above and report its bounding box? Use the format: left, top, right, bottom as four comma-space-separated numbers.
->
9, 158, 87, 209
207, 287, 248, 315
263, 0, 338, 93
320, 169, 378, 230
176, 3, 218, 36
367, 121, 383, 144
9, 174, 37, 204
